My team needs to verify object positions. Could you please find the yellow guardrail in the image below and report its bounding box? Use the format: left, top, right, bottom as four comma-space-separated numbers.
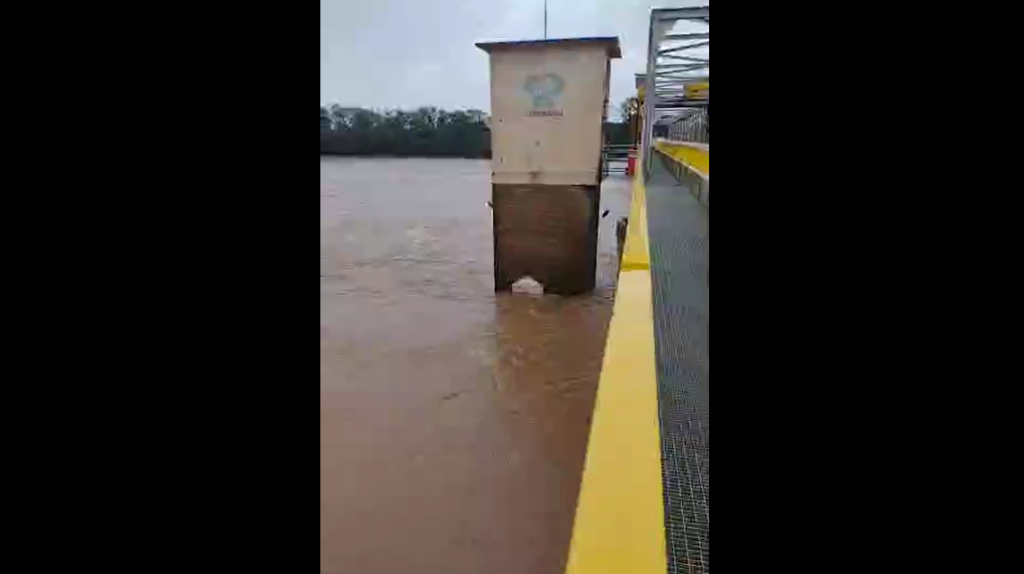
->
620, 168, 650, 271
654, 139, 709, 179
685, 82, 709, 99
564, 150, 665, 574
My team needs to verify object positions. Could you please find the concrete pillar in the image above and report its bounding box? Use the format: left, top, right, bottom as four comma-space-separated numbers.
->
476, 37, 621, 295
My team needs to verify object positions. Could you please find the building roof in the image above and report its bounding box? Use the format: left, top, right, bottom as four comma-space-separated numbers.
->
475, 37, 621, 59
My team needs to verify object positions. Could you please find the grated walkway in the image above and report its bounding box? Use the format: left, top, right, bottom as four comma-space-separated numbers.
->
647, 154, 710, 573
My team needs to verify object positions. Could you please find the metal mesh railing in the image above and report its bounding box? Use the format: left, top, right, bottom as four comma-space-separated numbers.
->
602, 144, 634, 177
667, 110, 708, 144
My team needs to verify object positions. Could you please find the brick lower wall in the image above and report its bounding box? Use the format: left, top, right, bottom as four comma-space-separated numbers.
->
492, 183, 599, 295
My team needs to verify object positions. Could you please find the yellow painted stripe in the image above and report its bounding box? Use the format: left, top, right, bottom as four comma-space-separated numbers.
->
564, 165, 665, 574
655, 140, 709, 178
621, 164, 650, 271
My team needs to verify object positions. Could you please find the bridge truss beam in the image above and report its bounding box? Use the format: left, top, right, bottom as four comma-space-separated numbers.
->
642, 6, 709, 171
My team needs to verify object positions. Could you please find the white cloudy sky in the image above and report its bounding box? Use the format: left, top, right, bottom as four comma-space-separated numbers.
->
320, 0, 709, 119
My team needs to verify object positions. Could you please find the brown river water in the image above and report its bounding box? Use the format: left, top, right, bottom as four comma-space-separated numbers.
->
320, 157, 631, 574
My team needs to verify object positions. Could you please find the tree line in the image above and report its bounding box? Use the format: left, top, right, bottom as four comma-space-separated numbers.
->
319, 103, 633, 158
320, 105, 492, 158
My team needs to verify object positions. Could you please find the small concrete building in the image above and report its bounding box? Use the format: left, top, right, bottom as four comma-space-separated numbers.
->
476, 37, 621, 295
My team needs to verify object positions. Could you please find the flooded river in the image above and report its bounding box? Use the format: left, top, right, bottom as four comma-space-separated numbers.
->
320, 157, 631, 574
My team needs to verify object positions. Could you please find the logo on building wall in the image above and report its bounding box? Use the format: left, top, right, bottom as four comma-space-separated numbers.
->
523, 73, 565, 116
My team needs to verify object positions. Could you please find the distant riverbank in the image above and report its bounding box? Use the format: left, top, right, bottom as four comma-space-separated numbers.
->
320, 105, 631, 159
319, 147, 491, 160
320, 107, 491, 158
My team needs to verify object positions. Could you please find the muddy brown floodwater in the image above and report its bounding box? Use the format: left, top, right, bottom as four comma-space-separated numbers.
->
320, 157, 631, 574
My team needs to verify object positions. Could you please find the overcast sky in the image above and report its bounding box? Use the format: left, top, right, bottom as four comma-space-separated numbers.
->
321, 0, 708, 120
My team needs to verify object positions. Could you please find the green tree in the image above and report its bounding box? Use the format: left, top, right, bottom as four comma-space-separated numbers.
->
320, 105, 491, 158
617, 98, 641, 123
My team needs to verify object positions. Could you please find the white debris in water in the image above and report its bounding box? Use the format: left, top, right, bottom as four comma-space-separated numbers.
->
511, 276, 544, 296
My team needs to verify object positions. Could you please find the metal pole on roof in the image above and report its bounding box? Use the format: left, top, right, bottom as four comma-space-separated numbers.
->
544, 0, 548, 38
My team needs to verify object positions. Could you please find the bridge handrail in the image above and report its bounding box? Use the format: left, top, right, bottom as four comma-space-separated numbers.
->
653, 139, 709, 180
652, 140, 709, 208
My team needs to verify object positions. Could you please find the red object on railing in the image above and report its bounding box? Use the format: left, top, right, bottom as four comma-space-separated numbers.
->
626, 149, 637, 176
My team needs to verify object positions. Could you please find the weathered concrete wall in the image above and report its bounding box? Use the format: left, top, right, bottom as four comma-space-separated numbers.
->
492, 183, 599, 295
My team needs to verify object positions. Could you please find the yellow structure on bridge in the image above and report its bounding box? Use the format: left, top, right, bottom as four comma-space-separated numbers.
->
565, 6, 709, 574
564, 148, 665, 574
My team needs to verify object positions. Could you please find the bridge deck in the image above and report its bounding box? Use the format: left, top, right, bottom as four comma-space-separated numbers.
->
565, 148, 709, 574
648, 153, 709, 573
